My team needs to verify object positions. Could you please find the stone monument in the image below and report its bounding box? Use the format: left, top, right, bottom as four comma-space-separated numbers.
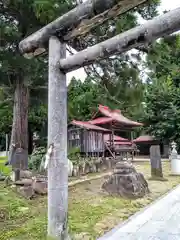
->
170, 141, 180, 175
102, 161, 149, 199
149, 145, 166, 180
170, 141, 177, 160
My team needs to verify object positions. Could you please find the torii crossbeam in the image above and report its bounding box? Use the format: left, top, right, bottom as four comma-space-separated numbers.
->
19, 0, 147, 58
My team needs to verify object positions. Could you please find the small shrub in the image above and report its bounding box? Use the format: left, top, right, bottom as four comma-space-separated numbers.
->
68, 147, 81, 165
28, 147, 46, 171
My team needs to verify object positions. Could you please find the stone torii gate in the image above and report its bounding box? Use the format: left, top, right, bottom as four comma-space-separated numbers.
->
19, 0, 180, 238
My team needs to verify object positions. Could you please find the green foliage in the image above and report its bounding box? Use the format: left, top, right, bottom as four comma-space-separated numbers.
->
68, 77, 107, 121
137, 0, 160, 20
0, 0, 74, 149
68, 73, 144, 123
0, 187, 30, 224
67, 0, 160, 123
29, 104, 48, 144
0, 101, 13, 135
28, 146, 46, 171
142, 34, 180, 148
1, 162, 180, 240
0, 157, 11, 176
33, 0, 75, 23
68, 147, 80, 162
68, 146, 87, 166
0, 0, 160, 143
146, 35, 180, 79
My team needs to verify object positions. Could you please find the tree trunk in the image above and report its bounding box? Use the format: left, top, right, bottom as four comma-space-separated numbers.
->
150, 145, 164, 179
163, 144, 169, 158
48, 36, 69, 239
9, 80, 29, 170
28, 123, 33, 155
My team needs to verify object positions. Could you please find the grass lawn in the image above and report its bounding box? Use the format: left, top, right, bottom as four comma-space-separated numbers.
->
0, 162, 180, 240
0, 157, 11, 176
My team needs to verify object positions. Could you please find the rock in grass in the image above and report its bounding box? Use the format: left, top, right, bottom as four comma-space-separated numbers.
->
17, 186, 35, 199
32, 178, 47, 195
20, 170, 33, 179
15, 179, 33, 186
102, 161, 150, 199
10, 170, 33, 182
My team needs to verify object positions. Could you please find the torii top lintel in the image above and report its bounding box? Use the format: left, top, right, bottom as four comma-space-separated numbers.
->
19, 0, 147, 58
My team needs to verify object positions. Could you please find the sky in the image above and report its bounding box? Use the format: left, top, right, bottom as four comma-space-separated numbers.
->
66, 0, 180, 84
159, 0, 179, 12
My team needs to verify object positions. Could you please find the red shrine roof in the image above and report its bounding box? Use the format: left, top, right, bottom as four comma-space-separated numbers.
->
133, 135, 155, 143
71, 120, 111, 132
71, 105, 142, 134
71, 121, 132, 145
96, 105, 143, 127
89, 117, 112, 125
104, 134, 132, 145
113, 141, 132, 145
104, 134, 129, 142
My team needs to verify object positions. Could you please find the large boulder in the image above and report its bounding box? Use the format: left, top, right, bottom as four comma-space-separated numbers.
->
102, 161, 149, 199
32, 177, 47, 195
15, 179, 33, 186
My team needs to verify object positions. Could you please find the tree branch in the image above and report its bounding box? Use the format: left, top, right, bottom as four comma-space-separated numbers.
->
84, 64, 123, 105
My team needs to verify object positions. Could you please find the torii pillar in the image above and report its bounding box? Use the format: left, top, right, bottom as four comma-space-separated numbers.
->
48, 36, 69, 238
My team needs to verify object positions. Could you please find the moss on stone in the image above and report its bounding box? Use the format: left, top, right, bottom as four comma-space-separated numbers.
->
151, 167, 163, 178
148, 176, 168, 182
150, 167, 168, 181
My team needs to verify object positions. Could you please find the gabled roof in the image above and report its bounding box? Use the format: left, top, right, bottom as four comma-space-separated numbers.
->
88, 117, 112, 125
98, 105, 143, 127
113, 141, 132, 145
133, 135, 155, 143
71, 120, 111, 132
104, 134, 129, 142
104, 134, 132, 145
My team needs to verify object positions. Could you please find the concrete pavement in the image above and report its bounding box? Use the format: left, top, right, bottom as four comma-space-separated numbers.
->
98, 184, 180, 240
